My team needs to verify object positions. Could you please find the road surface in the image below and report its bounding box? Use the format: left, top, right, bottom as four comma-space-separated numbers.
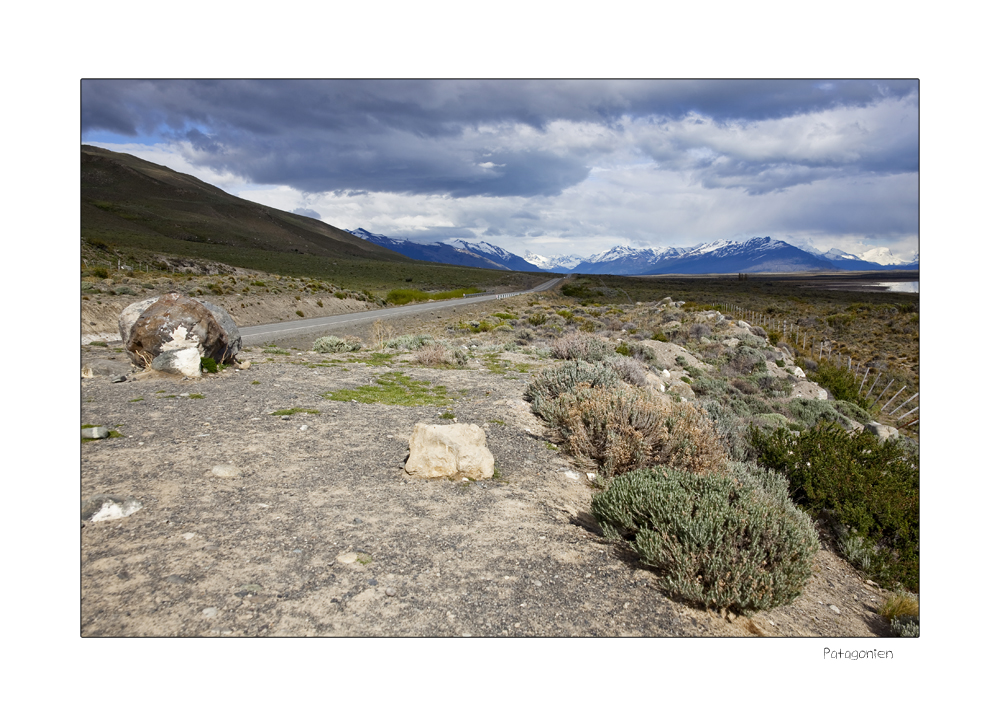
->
239, 275, 568, 345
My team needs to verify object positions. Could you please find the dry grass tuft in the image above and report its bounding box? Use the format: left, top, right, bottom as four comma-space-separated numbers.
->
878, 591, 919, 621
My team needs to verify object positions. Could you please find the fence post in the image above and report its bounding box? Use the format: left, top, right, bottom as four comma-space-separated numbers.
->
859, 367, 870, 390
881, 385, 906, 412
889, 392, 918, 416
897, 405, 919, 421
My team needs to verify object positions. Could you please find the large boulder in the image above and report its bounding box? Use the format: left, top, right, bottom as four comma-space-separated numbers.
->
864, 422, 900, 442
121, 293, 242, 374
404, 423, 494, 480
118, 297, 158, 345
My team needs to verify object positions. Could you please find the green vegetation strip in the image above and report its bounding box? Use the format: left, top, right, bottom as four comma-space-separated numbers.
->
322, 372, 453, 406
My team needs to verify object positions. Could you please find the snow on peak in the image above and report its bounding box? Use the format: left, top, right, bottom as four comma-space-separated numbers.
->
858, 247, 908, 265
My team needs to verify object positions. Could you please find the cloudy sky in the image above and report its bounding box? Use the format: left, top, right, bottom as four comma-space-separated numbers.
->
82, 79, 918, 261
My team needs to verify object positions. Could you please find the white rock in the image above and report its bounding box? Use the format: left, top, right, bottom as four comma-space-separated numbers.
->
211, 464, 240, 478
202, 607, 219, 618
564, 470, 581, 480
89, 497, 142, 522
336, 552, 358, 564
182, 532, 195, 540
404, 423, 495, 480
864, 422, 900, 442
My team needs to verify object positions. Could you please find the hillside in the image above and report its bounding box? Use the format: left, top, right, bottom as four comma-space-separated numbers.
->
81, 145, 409, 263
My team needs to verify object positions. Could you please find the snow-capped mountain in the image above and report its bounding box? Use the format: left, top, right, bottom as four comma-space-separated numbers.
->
349, 229, 548, 272
858, 247, 910, 266
522, 251, 584, 272
442, 239, 541, 272
638, 237, 839, 275
572, 246, 686, 275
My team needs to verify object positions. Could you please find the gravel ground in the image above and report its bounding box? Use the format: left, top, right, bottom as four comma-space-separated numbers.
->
81, 338, 895, 638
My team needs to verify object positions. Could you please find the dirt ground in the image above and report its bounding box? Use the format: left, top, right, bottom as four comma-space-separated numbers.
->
81, 323, 897, 637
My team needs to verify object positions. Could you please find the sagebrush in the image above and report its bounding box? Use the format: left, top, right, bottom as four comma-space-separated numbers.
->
592, 464, 820, 612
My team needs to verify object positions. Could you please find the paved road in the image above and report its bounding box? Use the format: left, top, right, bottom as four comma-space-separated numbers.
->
239, 275, 568, 345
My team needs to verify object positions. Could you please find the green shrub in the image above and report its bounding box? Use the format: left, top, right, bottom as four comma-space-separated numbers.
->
200, 356, 219, 373
811, 362, 872, 411
93, 266, 110, 279
493, 312, 517, 320
295, 310, 305, 317
313, 336, 361, 353
722, 345, 766, 376
592, 464, 819, 612
750, 422, 918, 591
528, 313, 546, 326
781, 398, 861, 431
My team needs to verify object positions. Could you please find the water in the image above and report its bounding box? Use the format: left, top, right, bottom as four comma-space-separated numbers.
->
874, 281, 918, 293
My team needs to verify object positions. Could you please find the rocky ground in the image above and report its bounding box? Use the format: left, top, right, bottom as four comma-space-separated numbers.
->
81, 307, 898, 637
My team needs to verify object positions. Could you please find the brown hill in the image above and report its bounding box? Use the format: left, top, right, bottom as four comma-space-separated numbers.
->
81, 145, 410, 263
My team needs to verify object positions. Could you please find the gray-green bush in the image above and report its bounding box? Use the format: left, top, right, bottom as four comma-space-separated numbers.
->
385, 334, 434, 350
549, 333, 614, 362
592, 464, 819, 612
313, 336, 362, 353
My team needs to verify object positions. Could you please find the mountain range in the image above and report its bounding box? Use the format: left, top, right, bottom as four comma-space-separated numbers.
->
352, 229, 919, 275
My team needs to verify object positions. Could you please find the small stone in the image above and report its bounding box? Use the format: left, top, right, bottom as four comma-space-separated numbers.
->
202, 607, 219, 618
533, 580, 542, 587
829, 605, 841, 615
300, 425, 308, 430
336, 552, 358, 564
281, 415, 291, 421
368, 579, 378, 586
182, 532, 195, 540
82, 427, 110, 440
211, 464, 240, 478
111, 375, 128, 383
353, 518, 363, 525
385, 587, 397, 597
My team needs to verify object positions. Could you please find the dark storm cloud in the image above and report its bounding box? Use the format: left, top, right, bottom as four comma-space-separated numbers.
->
81, 79, 917, 198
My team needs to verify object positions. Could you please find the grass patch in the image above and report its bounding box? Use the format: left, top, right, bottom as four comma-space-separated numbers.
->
385, 287, 479, 305
263, 347, 290, 355
129, 397, 144, 402
89, 341, 108, 347
271, 407, 320, 416
348, 352, 395, 367
439, 411, 456, 420
188, 393, 205, 399
322, 372, 453, 406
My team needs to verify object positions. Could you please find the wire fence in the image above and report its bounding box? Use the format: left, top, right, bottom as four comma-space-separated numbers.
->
722, 302, 918, 431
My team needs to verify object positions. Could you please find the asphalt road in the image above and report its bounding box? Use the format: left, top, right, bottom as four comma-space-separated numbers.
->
239, 275, 568, 345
